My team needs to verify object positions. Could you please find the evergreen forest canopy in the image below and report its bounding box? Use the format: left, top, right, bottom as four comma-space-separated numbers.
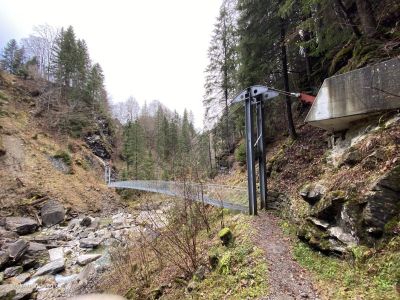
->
203, 0, 400, 162
111, 98, 202, 181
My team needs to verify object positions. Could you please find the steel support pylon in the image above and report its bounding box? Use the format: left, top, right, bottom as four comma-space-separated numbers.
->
256, 96, 267, 209
245, 88, 257, 215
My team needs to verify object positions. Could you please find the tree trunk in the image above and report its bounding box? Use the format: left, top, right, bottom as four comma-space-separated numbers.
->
280, 18, 297, 140
355, 0, 377, 37
222, 18, 230, 151
333, 0, 362, 38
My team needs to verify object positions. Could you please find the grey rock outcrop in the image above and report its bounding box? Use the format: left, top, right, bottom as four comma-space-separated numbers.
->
5, 217, 38, 235
299, 183, 326, 205
41, 200, 65, 227
298, 164, 400, 252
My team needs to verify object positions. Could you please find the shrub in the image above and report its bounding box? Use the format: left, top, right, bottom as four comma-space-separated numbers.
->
235, 142, 246, 165
53, 150, 72, 166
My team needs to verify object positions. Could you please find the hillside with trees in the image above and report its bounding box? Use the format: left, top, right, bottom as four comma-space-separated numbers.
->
0, 0, 399, 299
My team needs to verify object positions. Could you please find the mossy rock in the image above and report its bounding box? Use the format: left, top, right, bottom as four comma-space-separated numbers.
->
311, 190, 347, 222
218, 227, 233, 246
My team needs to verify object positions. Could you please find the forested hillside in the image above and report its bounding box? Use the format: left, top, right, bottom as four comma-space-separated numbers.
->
204, 0, 400, 164
113, 98, 210, 180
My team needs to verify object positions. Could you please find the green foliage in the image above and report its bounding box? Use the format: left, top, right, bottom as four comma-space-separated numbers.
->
234, 141, 246, 165
1, 39, 25, 75
62, 113, 90, 138
197, 220, 268, 299
122, 120, 146, 179
293, 239, 400, 299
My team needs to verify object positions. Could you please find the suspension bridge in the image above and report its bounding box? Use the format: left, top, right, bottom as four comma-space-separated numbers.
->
108, 180, 249, 212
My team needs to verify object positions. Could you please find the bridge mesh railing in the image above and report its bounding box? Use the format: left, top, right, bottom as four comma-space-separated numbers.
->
108, 180, 248, 212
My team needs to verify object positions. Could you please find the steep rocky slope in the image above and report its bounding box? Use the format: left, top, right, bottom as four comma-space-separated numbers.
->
0, 72, 120, 216
0, 72, 127, 299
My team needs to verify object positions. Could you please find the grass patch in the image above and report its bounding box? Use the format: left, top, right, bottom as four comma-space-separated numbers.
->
196, 221, 268, 299
293, 239, 400, 299
278, 219, 400, 299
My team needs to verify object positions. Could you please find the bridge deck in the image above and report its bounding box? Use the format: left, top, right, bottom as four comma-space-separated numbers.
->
108, 180, 248, 212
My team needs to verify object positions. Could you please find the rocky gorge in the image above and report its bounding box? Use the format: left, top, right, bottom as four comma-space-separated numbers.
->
0, 199, 170, 300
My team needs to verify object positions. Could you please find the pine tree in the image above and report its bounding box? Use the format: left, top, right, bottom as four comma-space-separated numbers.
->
123, 121, 145, 179
1, 39, 24, 74
203, 0, 238, 149
53, 26, 78, 87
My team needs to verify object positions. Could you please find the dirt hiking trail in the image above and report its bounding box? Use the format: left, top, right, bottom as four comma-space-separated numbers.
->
251, 212, 320, 300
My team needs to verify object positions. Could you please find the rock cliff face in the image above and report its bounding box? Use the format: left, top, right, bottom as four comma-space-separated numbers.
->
295, 116, 400, 253
298, 165, 400, 253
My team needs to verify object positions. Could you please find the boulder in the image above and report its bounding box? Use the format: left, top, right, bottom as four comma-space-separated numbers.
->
5, 217, 38, 235
33, 258, 64, 276
361, 189, 398, 235
341, 149, 362, 166
218, 227, 233, 246
376, 164, 400, 192
0, 250, 9, 270
80, 216, 92, 227
0, 284, 36, 300
8, 239, 29, 262
300, 183, 326, 205
41, 200, 65, 227
0, 272, 3, 284
0, 228, 19, 241
48, 247, 64, 261
14, 272, 31, 284
307, 217, 330, 229
79, 237, 101, 248
27, 242, 47, 254
77, 254, 102, 266
311, 191, 346, 222
3, 266, 23, 278
20, 257, 37, 270
327, 226, 358, 246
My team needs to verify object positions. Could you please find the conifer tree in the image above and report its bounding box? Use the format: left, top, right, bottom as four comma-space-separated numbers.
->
1, 39, 24, 74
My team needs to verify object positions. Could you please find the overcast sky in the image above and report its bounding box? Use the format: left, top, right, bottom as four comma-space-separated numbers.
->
0, 0, 222, 128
